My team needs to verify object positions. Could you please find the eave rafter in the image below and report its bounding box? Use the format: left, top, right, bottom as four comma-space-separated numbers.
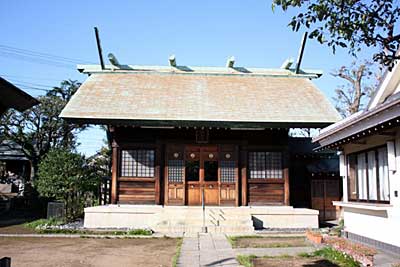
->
315, 117, 400, 152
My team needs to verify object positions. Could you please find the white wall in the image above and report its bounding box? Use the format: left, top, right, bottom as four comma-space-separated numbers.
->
341, 132, 400, 247
343, 207, 400, 247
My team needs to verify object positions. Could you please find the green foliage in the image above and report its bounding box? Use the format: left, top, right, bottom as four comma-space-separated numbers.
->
0, 80, 88, 178
228, 235, 307, 248
34, 228, 153, 236
172, 238, 183, 267
272, 0, 400, 68
126, 229, 152, 236
37, 148, 100, 219
236, 255, 256, 267
302, 247, 360, 267
24, 218, 65, 229
87, 145, 111, 178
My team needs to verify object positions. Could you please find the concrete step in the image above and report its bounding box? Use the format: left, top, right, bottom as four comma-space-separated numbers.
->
155, 225, 255, 233
156, 220, 254, 227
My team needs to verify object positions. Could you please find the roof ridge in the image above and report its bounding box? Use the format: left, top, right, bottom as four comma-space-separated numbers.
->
77, 64, 323, 79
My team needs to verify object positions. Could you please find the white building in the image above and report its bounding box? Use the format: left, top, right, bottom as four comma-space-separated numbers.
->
313, 59, 400, 254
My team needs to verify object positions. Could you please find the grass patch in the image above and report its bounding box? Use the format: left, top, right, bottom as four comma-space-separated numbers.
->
237, 248, 359, 267
171, 238, 183, 267
236, 254, 256, 267
227, 235, 262, 247
300, 247, 360, 267
229, 235, 308, 248
33, 228, 152, 236
24, 218, 65, 229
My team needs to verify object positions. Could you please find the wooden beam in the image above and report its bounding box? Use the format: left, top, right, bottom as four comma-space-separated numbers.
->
378, 131, 396, 136
94, 27, 105, 70
155, 144, 161, 205
235, 145, 240, 207
295, 32, 308, 74
284, 152, 290, 206
111, 145, 118, 204
284, 168, 290, 205
240, 145, 248, 206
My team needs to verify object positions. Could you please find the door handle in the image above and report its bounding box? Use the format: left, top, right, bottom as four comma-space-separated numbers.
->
209, 185, 213, 189
190, 185, 194, 188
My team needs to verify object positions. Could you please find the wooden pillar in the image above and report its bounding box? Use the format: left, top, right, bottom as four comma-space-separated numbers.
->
111, 143, 118, 204
155, 144, 161, 205
240, 145, 248, 206
235, 145, 240, 207
284, 152, 290, 206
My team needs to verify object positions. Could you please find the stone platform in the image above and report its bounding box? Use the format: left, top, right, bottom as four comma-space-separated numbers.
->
83, 205, 318, 233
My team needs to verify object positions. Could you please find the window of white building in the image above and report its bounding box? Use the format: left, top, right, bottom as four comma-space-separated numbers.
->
347, 146, 390, 203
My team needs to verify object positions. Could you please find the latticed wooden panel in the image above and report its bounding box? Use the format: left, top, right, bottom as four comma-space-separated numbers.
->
120, 150, 155, 177
220, 160, 235, 183
249, 152, 283, 179
167, 160, 184, 183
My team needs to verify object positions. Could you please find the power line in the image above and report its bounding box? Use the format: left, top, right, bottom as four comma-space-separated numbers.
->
0, 51, 74, 69
0, 44, 95, 64
15, 84, 51, 92
0, 74, 72, 82
11, 80, 55, 88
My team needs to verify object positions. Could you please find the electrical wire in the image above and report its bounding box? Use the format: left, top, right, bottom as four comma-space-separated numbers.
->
0, 44, 95, 64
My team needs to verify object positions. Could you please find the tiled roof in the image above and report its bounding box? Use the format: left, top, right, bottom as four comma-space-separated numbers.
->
0, 77, 39, 114
60, 70, 340, 127
0, 140, 28, 161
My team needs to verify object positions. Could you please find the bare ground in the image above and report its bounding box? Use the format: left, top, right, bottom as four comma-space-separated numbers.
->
0, 224, 36, 234
0, 237, 179, 267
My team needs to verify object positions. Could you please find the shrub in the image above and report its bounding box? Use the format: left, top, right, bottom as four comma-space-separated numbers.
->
36, 148, 100, 220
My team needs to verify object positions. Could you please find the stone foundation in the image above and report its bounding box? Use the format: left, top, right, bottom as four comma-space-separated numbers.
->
84, 205, 319, 233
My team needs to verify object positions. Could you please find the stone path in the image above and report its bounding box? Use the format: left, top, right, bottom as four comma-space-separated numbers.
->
178, 233, 239, 267
374, 251, 400, 267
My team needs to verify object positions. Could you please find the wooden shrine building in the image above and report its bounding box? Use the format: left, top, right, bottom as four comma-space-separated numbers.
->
61, 63, 340, 208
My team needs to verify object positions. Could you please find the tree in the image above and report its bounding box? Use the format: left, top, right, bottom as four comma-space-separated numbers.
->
272, 0, 400, 68
87, 145, 111, 178
332, 61, 381, 117
36, 148, 99, 219
0, 80, 87, 178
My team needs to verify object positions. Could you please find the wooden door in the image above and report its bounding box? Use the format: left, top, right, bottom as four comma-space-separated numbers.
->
185, 145, 219, 206
202, 146, 219, 205
311, 179, 341, 221
219, 145, 238, 206
185, 146, 201, 205
165, 145, 185, 205
165, 144, 239, 206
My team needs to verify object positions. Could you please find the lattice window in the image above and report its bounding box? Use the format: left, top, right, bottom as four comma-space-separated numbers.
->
168, 160, 184, 182
220, 161, 235, 183
120, 150, 155, 177
249, 152, 282, 179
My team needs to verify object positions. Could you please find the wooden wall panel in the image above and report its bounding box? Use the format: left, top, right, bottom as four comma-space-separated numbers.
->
220, 184, 236, 205
118, 180, 155, 204
248, 181, 284, 205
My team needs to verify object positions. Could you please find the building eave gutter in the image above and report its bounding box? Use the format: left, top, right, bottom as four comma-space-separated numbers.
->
314, 97, 400, 143
313, 100, 400, 151
60, 117, 335, 129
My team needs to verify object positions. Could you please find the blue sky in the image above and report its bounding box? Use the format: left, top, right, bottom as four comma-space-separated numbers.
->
0, 1, 378, 156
